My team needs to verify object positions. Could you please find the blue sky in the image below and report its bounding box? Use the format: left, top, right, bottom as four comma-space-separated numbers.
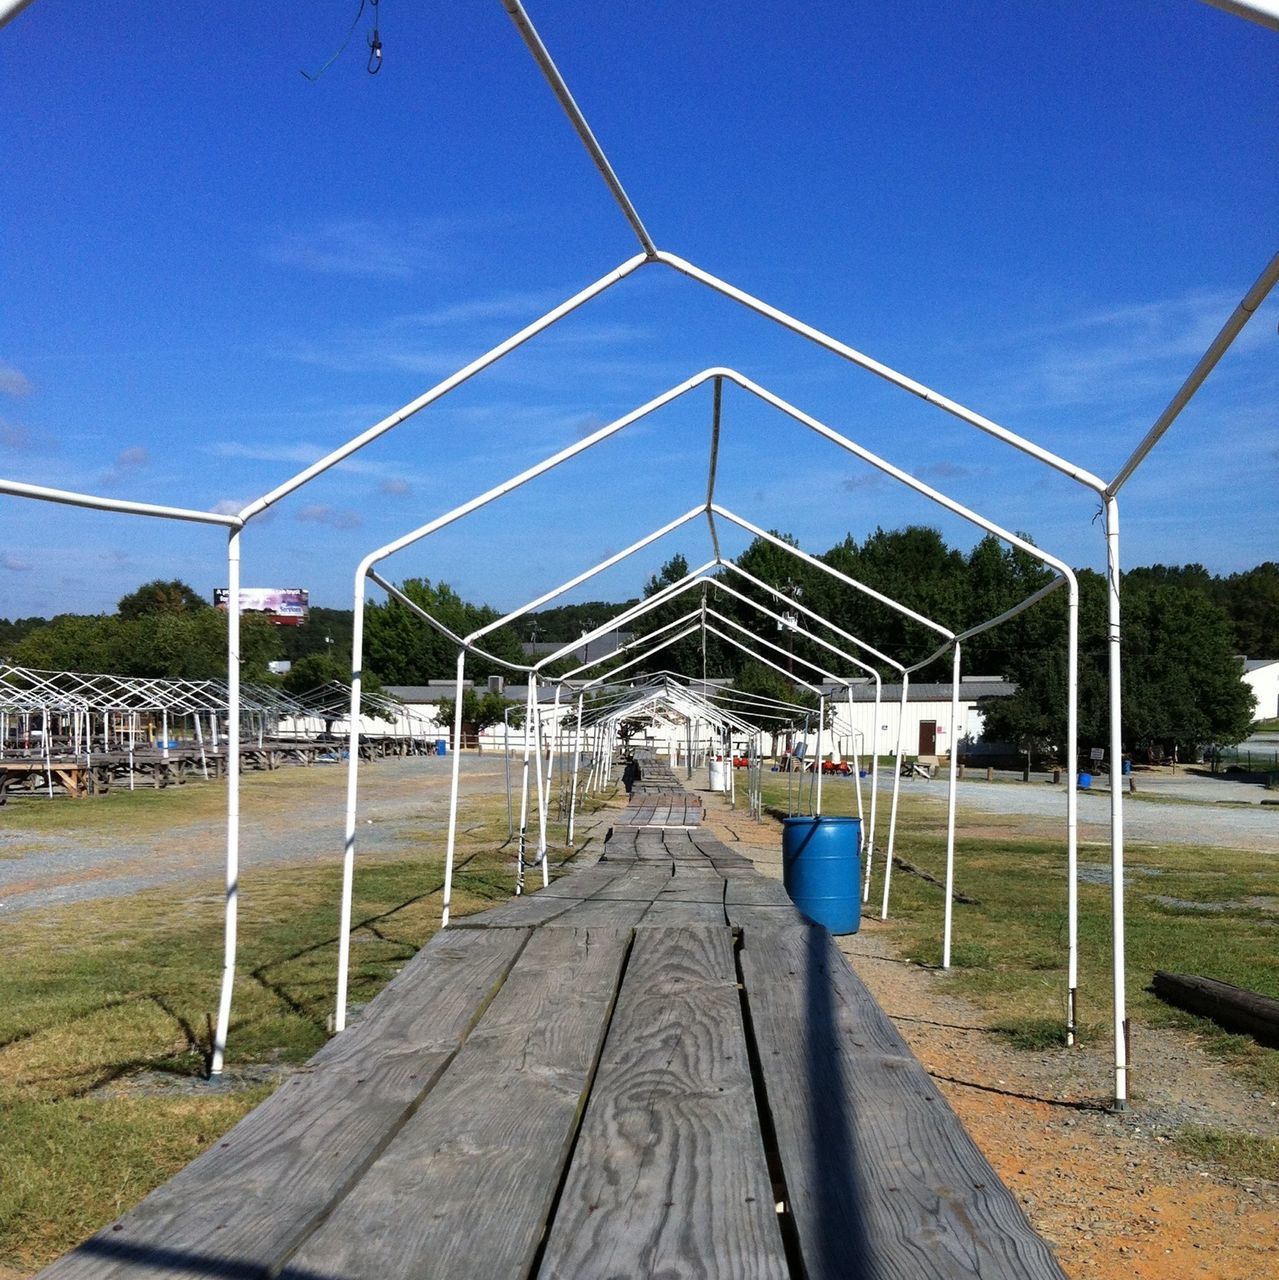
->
1, 1, 1275, 622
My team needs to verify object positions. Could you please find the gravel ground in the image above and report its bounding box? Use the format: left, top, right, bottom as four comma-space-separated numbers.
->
0, 755, 512, 918
876, 769, 1279, 853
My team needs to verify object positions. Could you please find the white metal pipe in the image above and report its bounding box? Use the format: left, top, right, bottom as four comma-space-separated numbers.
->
1105, 497, 1129, 1109
501, 1, 658, 256
567, 692, 585, 846
1066, 585, 1080, 1046
0, 478, 242, 527
657, 255, 1108, 492
441, 650, 468, 926
941, 644, 962, 970
0, 0, 37, 31
240, 254, 649, 522
465, 506, 705, 645
532, 676, 550, 887
1198, 0, 1279, 32
880, 673, 910, 921
815, 696, 825, 815
210, 529, 241, 1077
715, 505, 953, 640
516, 679, 535, 892
865, 684, 882, 902
1108, 248, 1279, 495
334, 560, 369, 1035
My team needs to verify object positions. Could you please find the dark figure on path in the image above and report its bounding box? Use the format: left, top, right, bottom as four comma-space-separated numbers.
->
622, 757, 642, 796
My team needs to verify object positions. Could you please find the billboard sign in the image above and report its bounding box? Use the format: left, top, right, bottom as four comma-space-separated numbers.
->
214, 587, 309, 626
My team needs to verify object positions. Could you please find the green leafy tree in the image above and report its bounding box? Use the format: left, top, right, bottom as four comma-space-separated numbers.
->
12, 603, 280, 680
117, 579, 207, 619
364, 579, 523, 683
629, 553, 718, 678
1120, 583, 1255, 757
435, 689, 521, 736
981, 572, 1254, 760
1219, 562, 1279, 657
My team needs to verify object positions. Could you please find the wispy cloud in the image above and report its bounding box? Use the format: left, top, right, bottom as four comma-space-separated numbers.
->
913, 460, 970, 481
97, 443, 150, 488
842, 472, 883, 492
207, 439, 401, 480
261, 218, 456, 280
272, 300, 662, 386
378, 477, 412, 496
0, 418, 32, 450
295, 504, 363, 530
2, 551, 32, 572
0, 362, 32, 397
970, 286, 1275, 414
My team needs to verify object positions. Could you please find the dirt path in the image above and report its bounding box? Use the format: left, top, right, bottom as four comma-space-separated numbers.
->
698, 793, 1279, 1280
0, 755, 511, 917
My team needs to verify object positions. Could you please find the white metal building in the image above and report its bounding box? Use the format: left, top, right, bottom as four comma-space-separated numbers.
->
1242, 658, 1279, 721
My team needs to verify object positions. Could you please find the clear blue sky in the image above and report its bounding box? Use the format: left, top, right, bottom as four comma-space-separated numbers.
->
1, 1, 1275, 622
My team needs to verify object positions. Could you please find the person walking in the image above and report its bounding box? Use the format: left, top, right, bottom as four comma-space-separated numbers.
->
622, 756, 642, 797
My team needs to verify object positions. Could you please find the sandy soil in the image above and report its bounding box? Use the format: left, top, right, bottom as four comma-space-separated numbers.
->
698, 792, 1279, 1280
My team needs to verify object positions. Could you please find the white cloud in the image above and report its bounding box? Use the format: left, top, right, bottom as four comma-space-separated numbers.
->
913, 461, 971, 481
0, 419, 32, 450
115, 445, 149, 469
379, 477, 411, 496
261, 218, 455, 280
295, 504, 363, 530
2, 551, 33, 571
0, 362, 32, 397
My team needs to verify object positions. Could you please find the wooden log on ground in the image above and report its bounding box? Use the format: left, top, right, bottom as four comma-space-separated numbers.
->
1150, 971, 1279, 1048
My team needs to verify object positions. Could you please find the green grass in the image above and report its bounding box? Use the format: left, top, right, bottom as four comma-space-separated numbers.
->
1172, 1126, 1279, 1182
0, 772, 612, 1271
760, 775, 1279, 1095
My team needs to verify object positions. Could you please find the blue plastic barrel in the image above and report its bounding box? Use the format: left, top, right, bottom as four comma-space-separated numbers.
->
781, 816, 862, 935
436, 738, 448, 757
1122, 759, 1132, 776
1078, 772, 1092, 789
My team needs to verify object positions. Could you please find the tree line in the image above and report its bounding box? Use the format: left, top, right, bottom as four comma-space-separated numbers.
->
4, 543, 1271, 755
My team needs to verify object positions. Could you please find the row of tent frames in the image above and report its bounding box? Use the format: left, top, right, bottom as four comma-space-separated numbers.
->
2, 0, 1275, 1105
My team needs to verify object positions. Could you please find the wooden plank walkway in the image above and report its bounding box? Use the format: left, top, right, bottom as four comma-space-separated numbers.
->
39, 763, 1066, 1280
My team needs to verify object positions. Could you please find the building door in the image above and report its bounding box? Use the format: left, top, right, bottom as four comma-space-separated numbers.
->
918, 721, 937, 755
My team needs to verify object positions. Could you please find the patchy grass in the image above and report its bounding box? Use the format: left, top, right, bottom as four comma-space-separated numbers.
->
1172, 1126, 1279, 1182
759, 775, 1279, 1091
0, 768, 614, 1271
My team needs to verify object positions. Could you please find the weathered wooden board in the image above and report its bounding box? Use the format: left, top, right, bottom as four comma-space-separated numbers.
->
549, 864, 674, 927
739, 926, 1068, 1280
39, 928, 530, 1280
283, 927, 631, 1280
451, 864, 631, 929
538, 926, 788, 1279
637, 864, 729, 927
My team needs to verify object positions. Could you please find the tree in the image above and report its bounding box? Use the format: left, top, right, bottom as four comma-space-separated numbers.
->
364, 579, 524, 684
117, 579, 207, 619
980, 572, 1255, 761
630, 552, 718, 677
1219, 562, 1279, 657
435, 689, 521, 738
1120, 582, 1255, 757
12, 605, 280, 680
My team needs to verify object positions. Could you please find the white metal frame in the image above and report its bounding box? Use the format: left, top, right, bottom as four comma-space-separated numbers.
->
2, 0, 1272, 1109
